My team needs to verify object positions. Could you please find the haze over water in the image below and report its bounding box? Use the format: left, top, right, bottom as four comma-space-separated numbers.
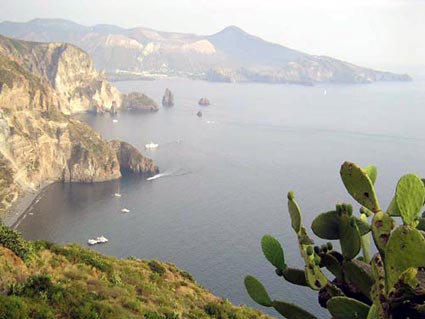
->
17, 78, 425, 317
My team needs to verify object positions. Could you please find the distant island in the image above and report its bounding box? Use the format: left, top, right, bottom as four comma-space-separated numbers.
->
0, 19, 411, 85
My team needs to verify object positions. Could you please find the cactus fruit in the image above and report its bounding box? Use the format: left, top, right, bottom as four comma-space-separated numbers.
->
340, 162, 380, 212
244, 275, 273, 307
384, 225, 425, 291
261, 235, 286, 270
395, 174, 425, 226
272, 301, 318, 319
327, 296, 370, 319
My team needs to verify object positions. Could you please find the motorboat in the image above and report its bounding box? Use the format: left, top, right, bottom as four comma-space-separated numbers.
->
121, 208, 130, 213
88, 236, 109, 245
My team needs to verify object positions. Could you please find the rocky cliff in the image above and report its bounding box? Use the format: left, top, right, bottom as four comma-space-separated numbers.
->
0, 35, 122, 114
109, 140, 159, 174
0, 36, 157, 215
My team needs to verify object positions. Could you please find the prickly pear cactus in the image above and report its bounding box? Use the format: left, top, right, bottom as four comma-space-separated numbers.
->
245, 162, 425, 319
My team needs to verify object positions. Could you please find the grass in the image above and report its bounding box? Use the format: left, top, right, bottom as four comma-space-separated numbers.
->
0, 225, 274, 319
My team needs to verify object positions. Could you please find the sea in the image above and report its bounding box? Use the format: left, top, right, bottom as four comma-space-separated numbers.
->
17, 78, 425, 318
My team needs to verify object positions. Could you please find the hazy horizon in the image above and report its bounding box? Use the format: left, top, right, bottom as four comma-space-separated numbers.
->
1, 0, 424, 76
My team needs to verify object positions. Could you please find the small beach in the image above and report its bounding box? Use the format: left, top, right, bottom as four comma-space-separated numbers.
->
2, 182, 53, 228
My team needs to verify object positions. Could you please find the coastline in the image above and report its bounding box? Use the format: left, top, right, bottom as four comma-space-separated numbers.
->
2, 181, 54, 229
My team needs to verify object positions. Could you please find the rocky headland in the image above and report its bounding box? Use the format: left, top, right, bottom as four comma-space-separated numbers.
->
109, 140, 159, 174
0, 35, 157, 217
121, 92, 159, 112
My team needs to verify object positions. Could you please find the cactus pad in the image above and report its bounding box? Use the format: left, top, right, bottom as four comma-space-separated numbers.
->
344, 260, 373, 300
327, 296, 370, 319
287, 192, 302, 233
395, 174, 425, 226
311, 210, 370, 240
371, 211, 395, 253
272, 301, 318, 319
385, 225, 425, 291
261, 235, 286, 270
311, 211, 340, 239
340, 162, 380, 212
282, 268, 308, 286
363, 165, 378, 185
339, 214, 362, 260
244, 275, 273, 307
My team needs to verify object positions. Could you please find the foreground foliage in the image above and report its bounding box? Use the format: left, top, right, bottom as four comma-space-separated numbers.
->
245, 161, 425, 319
0, 225, 272, 319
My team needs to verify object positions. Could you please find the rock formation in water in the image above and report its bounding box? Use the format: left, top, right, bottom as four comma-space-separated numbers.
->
198, 97, 210, 106
0, 19, 412, 85
162, 88, 174, 106
121, 92, 159, 112
196, 110, 202, 117
109, 140, 159, 174
0, 35, 157, 215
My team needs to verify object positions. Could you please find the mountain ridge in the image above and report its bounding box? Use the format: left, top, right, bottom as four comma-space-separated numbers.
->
0, 18, 411, 84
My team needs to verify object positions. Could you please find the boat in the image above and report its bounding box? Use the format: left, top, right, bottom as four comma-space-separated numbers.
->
112, 119, 118, 123
196, 110, 202, 117
87, 236, 109, 246
121, 208, 130, 213
145, 142, 159, 149
114, 193, 122, 197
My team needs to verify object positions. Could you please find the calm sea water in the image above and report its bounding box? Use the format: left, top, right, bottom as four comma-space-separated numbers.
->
17, 78, 425, 318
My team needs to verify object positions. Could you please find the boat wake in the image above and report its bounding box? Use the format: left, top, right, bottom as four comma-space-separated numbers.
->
146, 168, 189, 181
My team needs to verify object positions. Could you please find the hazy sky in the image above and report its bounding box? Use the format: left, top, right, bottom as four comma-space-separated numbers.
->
1, 0, 424, 73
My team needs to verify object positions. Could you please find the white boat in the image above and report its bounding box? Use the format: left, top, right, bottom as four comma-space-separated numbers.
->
323, 89, 327, 96
121, 208, 130, 213
87, 236, 109, 245
112, 119, 118, 123
114, 193, 122, 197
96, 236, 109, 243
145, 142, 159, 149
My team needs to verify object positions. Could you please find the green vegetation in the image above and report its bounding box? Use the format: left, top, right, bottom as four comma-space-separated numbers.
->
245, 161, 425, 319
0, 224, 272, 319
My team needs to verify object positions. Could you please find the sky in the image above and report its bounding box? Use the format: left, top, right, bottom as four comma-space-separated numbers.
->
0, 0, 424, 74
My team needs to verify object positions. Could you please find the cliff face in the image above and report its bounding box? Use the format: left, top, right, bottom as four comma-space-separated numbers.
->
109, 140, 159, 174
0, 36, 157, 215
0, 35, 121, 114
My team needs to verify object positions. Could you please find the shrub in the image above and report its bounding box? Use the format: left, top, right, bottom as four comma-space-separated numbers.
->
0, 295, 29, 319
0, 222, 32, 261
245, 161, 425, 319
148, 260, 166, 276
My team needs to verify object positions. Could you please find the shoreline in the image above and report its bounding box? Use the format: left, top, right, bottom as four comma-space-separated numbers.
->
2, 181, 54, 229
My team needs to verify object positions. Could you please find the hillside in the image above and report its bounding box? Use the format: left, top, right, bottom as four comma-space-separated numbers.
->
0, 35, 157, 215
0, 19, 411, 84
0, 223, 273, 318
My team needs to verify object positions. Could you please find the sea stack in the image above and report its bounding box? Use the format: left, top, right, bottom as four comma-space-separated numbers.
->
198, 97, 210, 106
121, 92, 159, 112
162, 88, 174, 106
